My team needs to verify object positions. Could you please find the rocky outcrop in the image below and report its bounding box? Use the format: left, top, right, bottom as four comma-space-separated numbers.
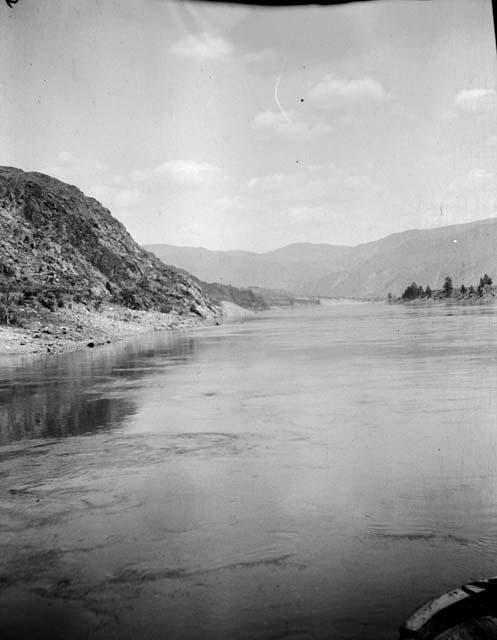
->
0, 167, 218, 321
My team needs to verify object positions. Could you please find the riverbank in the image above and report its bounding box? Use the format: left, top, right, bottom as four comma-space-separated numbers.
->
397, 290, 497, 305
0, 302, 222, 358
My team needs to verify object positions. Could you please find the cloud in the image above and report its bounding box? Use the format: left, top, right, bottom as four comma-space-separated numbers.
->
440, 109, 457, 122
285, 206, 331, 223
246, 173, 293, 192
252, 109, 333, 141
130, 169, 150, 183
86, 184, 142, 209
45, 152, 110, 184
170, 32, 233, 60
246, 164, 375, 205
154, 160, 224, 186
242, 48, 277, 65
113, 188, 142, 208
111, 174, 127, 187
307, 74, 387, 106
454, 88, 497, 114
57, 151, 79, 164
215, 195, 246, 211
446, 168, 497, 214
45, 165, 79, 183
456, 168, 497, 188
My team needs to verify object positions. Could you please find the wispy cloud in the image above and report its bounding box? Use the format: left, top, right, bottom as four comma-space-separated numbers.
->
169, 29, 281, 73
252, 109, 332, 141
246, 172, 293, 192
450, 167, 495, 190
169, 32, 233, 60
454, 88, 497, 114
307, 74, 388, 106
86, 185, 142, 209
246, 164, 375, 204
242, 48, 277, 65
286, 205, 331, 224
445, 168, 497, 215
154, 160, 225, 186
56, 151, 79, 164
44, 152, 109, 184
130, 169, 150, 183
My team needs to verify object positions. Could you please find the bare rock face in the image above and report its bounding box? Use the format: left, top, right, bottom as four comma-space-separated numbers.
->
0, 166, 218, 318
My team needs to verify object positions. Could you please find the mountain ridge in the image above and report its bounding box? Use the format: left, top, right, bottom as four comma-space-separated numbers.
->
146, 217, 497, 299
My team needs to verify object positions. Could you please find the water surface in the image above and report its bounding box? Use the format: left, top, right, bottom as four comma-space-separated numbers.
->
1, 302, 497, 639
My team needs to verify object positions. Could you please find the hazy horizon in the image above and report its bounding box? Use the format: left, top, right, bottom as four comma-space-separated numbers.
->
2, 0, 496, 252
144, 214, 497, 253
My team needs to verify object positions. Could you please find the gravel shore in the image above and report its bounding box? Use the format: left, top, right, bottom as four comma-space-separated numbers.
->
0, 302, 218, 358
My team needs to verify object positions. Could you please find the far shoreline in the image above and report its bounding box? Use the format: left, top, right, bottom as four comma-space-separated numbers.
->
394, 292, 497, 306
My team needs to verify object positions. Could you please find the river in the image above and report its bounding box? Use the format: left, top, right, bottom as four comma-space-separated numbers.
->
1, 301, 497, 639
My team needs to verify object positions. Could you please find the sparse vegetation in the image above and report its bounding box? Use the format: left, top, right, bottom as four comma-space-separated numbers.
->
201, 282, 269, 311
0, 285, 20, 325
443, 276, 453, 297
401, 282, 428, 301
0, 167, 221, 327
396, 273, 496, 304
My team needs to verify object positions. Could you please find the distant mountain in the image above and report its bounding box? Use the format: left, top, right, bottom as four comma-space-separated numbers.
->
145, 242, 354, 293
306, 219, 497, 298
146, 218, 497, 299
0, 167, 217, 318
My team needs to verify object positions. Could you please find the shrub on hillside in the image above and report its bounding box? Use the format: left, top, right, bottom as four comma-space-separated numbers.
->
0, 288, 22, 325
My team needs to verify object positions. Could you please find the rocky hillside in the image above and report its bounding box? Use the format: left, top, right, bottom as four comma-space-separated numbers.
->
146, 218, 497, 299
0, 167, 218, 322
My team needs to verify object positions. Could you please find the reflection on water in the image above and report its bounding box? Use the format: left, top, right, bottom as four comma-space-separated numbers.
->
1, 303, 497, 640
0, 334, 196, 443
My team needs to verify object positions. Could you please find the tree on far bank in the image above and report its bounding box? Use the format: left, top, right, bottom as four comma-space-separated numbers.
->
402, 282, 424, 300
469, 285, 476, 295
425, 285, 432, 298
477, 273, 493, 297
443, 276, 453, 297
460, 284, 467, 294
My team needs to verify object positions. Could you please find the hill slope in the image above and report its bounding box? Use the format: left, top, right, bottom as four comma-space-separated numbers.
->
145, 242, 354, 293
146, 218, 497, 298
305, 219, 497, 298
0, 166, 218, 320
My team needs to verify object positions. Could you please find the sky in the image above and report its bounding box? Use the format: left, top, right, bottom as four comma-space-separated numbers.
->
1, 0, 496, 251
